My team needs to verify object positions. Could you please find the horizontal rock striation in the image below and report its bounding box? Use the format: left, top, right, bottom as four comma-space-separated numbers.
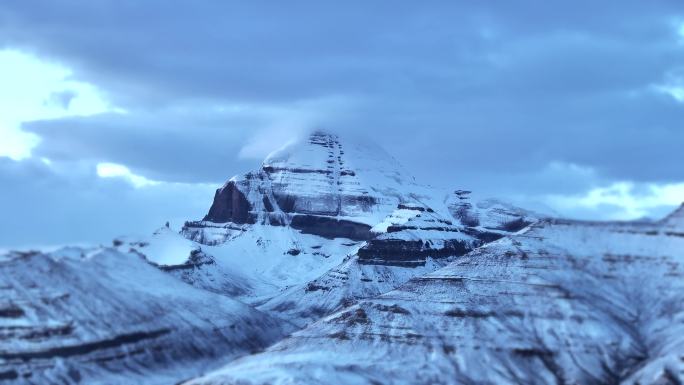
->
188, 206, 684, 385
358, 204, 479, 267
0, 249, 290, 385
357, 239, 471, 267
289, 214, 373, 241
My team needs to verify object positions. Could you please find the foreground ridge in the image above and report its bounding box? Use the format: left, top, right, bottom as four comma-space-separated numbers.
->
187, 211, 684, 385
0, 248, 291, 384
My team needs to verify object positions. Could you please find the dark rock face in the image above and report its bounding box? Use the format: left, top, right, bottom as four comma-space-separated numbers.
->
0, 305, 25, 318
204, 181, 254, 224
290, 215, 373, 241
462, 227, 505, 243
157, 249, 215, 272
358, 239, 472, 267
0, 370, 18, 381
499, 217, 531, 232
451, 201, 480, 227
0, 329, 172, 361
357, 203, 481, 267
262, 196, 275, 212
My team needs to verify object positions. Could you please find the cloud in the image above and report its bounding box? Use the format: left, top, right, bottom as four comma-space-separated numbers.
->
46, 89, 77, 109
0, 0, 682, 246
656, 66, 684, 102
3, 3, 684, 184
0, 157, 215, 248
546, 181, 684, 221
0, 49, 113, 159
96, 162, 159, 188
22, 99, 339, 183
0, 2, 681, 104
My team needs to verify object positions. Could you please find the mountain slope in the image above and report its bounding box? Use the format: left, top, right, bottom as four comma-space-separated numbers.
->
0, 248, 291, 385
259, 201, 483, 326
662, 203, 684, 232
120, 224, 364, 304
187, 206, 684, 385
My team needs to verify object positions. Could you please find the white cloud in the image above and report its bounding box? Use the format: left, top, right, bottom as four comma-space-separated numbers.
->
0, 49, 116, 160
656, 84, 684, 103
96, 162, 159, 188
546, 181, 684, 220
235, 97, 353, 160
238, 125, 306, 160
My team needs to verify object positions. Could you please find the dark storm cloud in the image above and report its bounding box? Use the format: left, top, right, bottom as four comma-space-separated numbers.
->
0, 1, 681, 103
1, 1, 683, 185
0, 0, 683, 237
339, 87, 684, 190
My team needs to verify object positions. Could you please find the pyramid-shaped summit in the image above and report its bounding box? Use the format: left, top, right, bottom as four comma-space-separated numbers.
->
188, 130, 431, 242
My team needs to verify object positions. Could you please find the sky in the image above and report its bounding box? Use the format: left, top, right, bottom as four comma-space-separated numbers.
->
1, 1, 684, 248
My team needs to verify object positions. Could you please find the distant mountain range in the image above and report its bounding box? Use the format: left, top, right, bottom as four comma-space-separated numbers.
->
1, 131, 682, 385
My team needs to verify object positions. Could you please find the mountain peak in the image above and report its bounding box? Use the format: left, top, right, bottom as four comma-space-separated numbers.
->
262, 129, 400, 175
662, 202, 684, 230
187, 129, 421, 243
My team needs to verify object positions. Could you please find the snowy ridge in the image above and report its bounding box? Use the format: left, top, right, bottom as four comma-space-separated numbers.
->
127, 224, 364, 303
448, 190, 542, 232
258, 255, 450, 327
0, 248, 291, 385
187, 210, 684, 385
661, 202, 684, 232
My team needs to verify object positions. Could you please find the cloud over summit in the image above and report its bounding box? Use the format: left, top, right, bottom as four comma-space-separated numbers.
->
0, 1, 683, 245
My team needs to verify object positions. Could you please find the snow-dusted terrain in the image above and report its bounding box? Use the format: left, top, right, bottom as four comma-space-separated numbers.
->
188, 204, 684, 385
2, 130, 681, 385
0, 248, 290, 384
167, 131, 532, 326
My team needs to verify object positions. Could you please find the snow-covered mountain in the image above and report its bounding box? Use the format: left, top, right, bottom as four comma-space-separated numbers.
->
662, 203, 684, 232
184, 130, 425, 242
0, 248, 290, 385
187, 207, 684, 385
4, 129, 678, 385
168, 130, 534, 325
